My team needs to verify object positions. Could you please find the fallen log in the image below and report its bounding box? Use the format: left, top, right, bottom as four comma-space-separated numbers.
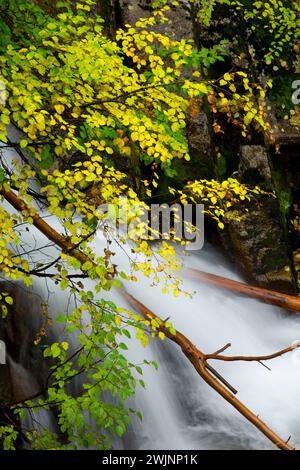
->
186, 268, 300, 313
121, 288, 296, 451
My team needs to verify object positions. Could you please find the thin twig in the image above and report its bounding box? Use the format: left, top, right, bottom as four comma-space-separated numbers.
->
206, 343, 300, 362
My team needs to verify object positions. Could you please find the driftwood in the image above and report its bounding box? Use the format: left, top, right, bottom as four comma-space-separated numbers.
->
186, 268, 300, 313
0, 189, 297, 450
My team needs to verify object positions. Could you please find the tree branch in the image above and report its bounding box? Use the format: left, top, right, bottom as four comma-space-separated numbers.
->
206, 343, 300, 362
0, 189, 97, 268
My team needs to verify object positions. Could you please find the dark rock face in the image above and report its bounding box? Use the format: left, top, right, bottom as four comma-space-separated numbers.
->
0, 282, 50, 408
98, 0, 118, 36
226, 198, 296, 294
119, 1, 193, 41
239, 145, 272, 188
186, 107, 214, 180
227, 144, 296, 293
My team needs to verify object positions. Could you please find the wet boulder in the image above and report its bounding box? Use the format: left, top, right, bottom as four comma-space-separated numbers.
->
239, 145, 272, 188
225, 198, 296, 294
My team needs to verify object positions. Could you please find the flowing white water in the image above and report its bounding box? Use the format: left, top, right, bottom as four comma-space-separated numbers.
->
2, 133, 300, 449
5, 223, 300, 450
111, 244, 300, 450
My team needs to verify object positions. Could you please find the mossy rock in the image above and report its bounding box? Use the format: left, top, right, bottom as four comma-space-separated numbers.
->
224, 197, 296, 294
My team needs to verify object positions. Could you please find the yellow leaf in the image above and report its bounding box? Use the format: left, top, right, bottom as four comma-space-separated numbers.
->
223, 72, 232, 81
54, 104, 65, 115
198, 83, 208, 94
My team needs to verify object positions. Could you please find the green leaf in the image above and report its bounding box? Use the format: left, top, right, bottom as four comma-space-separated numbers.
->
50, 343, 61, 358
60, 279, 69, 291
47, 23, 57, 30
139, 379, 146, 389
56, 315, 66, 323
1, 114, 10, 125
40, 144, 54, 169
5, 296, 13, 305
112, 279, 122, 289
61, 341, 69, 351
115, 425, 125, 437
0, 167, 5, 183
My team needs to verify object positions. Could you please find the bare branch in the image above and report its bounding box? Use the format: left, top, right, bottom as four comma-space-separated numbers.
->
206, 342, 300, 362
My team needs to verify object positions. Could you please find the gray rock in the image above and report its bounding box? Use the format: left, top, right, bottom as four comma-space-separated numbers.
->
186, 108, 214, 179
119, 1, 193, 41
225, 198, 296, 294
239, 145, 272, 187
0, 282, 51, 407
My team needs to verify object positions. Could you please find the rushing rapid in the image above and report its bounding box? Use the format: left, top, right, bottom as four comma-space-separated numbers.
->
4, 223, 300, 450
2, 130, 300, 450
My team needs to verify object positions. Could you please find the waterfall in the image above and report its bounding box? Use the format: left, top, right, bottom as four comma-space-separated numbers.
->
2, 222, 300, 450
1, 132, 300, 450
111, 244, 300, 450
